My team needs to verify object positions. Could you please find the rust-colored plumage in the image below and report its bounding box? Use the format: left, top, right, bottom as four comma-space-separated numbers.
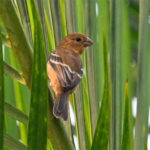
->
47, 33, 93, 121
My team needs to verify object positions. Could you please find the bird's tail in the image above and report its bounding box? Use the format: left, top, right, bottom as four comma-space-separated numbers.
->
53, 92, 69, 121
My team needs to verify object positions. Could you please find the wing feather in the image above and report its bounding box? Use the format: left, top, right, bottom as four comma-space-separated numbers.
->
48, 51, 83, 92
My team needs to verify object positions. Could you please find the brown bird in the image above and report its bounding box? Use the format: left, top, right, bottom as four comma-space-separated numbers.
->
47, 33, 93, 121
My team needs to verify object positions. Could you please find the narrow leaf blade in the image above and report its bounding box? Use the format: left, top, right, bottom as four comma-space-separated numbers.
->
121, 82, 133, 150
27, 1, 48, 150
92, 39, 111, 150
0, 20, 4, 150
134, 0, 150, 149
110, 0, 124, 149
4, 134, 27, 150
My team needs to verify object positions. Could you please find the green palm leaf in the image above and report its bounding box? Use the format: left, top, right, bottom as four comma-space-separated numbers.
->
27, 1, 48, 149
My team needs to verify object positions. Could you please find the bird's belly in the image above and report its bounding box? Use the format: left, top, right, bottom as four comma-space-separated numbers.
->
47, 62, 63, 95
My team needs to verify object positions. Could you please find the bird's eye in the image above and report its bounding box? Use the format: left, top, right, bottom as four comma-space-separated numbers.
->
76, 38, 82, 42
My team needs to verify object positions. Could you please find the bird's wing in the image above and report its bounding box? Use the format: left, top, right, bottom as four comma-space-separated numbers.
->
48, 50, 83, 92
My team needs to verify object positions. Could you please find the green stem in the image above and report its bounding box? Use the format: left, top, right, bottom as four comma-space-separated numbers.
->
4, 134, 27, 150
4, 62, 26, 85
5, 102, 28, 124
1, 32, 12, 48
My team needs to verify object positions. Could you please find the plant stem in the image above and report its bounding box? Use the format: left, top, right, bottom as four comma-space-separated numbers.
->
5, 102, 28, 124
4, 134, 27, 150
4, 62, 26, 85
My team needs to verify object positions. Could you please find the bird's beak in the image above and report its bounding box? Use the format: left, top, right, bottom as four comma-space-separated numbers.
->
83, 37, 93, 47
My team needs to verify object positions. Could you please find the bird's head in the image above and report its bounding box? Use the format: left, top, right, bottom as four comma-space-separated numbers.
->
57, 33, 93, 55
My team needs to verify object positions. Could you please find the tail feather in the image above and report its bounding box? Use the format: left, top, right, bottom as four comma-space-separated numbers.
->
53, 99, 61, 116
60, 103, 68, 121
57, 94, 68, 112
53, 93, 69, 121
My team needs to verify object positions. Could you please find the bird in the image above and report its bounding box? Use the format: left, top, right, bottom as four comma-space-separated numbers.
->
47, 33, 93, 121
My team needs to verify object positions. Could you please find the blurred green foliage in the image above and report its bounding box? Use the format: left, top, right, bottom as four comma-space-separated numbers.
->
0, 0, 150, 150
